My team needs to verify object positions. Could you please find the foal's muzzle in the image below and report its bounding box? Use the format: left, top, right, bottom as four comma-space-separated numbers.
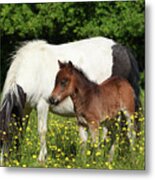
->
48, 96, 60, 105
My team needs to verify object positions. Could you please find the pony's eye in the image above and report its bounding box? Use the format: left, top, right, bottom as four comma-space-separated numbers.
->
60, 79, 68, 87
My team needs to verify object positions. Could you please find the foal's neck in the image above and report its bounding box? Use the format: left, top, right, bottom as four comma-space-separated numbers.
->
70, 70, 98, 111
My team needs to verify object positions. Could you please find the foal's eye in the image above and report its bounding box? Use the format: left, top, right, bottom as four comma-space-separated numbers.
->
60, 79, 68, 87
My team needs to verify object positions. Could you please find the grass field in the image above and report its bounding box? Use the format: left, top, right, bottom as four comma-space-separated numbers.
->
3, 108, 145, 170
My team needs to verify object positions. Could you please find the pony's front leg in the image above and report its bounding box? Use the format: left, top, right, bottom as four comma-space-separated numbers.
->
0, 141, 9, 167
37, 99, 49, 162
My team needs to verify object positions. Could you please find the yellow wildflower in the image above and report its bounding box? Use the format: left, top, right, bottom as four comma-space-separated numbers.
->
86, 164, 90, 167
95, 151, 101, 157
86, 150, 91, 156
65, 157, 69, 161
67, 165, 72, 168
22, 164, 27, 168
32, 155, 37, 159
3, 131, 6, 135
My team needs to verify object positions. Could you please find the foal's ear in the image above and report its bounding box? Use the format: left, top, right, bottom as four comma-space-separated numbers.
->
68, 61, 73, 68
68, 61, 73, 73
58, 60, 65, 69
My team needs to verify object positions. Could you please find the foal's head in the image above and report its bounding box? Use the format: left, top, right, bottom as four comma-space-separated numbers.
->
49, 60, 75, 105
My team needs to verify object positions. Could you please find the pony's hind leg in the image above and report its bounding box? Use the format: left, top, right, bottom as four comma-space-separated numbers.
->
37, 99, 49, 162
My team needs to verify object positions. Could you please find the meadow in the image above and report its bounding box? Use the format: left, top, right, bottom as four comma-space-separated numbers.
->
4, 107, 145, 170
0, 1, 145, 170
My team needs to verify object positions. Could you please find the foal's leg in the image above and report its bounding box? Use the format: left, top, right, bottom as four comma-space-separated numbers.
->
108, 141, 116, 162
126, 112, 136, 148
102, 126, 116, 162
106, 125, 116, 162
37, 99, 49, 162
77, 117, 88, 152
88, 120, 99, 144
78, 125, 88, 153
78, 125, 88, 144
102, 126, 108, 142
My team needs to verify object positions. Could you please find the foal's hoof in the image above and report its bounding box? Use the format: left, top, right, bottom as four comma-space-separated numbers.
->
38, 154, 47, 164
38, 158, 46, 165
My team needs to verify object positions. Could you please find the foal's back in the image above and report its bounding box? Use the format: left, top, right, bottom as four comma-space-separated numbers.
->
100, 76, 135, 118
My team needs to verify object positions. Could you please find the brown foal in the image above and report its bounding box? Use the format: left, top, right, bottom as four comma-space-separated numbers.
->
49, 60, 136, 160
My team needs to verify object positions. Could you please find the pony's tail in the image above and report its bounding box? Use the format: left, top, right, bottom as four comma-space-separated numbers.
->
126, 49, 142, 133
0, 84, 26, 166
127, 48, 140, 112
112, 44, 140, 111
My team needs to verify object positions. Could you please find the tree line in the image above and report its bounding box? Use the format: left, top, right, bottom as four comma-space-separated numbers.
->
0, 0, 145, 89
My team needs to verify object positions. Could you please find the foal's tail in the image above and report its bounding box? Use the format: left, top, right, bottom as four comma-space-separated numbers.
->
0, 84, 26, 166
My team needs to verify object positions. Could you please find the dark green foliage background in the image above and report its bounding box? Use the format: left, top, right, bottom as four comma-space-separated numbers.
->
0, 0, 145, 90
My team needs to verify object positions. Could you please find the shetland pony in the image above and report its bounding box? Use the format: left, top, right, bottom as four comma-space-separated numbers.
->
50, 61, 136, 160
0, 37, 139, 165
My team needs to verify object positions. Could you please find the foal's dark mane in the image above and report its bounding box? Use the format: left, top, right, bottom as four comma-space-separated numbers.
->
70, 64, 99, 93
70, 64, 97, 87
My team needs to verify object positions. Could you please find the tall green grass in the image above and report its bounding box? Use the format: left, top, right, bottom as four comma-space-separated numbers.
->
4, 108, 145, 170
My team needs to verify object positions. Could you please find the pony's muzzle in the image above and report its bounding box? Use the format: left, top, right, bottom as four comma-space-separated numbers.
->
48, 96, 60, 105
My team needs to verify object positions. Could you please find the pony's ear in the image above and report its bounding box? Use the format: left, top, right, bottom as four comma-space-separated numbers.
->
58, 60, 65, 69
